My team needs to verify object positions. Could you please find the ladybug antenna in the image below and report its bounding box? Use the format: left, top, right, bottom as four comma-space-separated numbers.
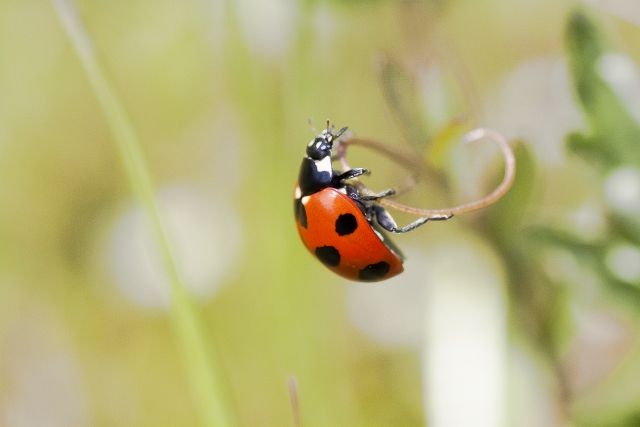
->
334, 126, 348, 140
326, 119, 336, 137
307, 118, 319, 137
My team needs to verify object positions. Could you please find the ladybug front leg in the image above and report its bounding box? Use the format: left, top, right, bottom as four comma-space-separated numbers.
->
334, 168, 369, 183
373, 204, 453, 234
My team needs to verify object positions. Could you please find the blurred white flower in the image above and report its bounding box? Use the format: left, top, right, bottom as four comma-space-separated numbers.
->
604, 167, 640, 215
486, 58, 584, 165
233, 0, 298, 60
348, 233, 508, 427
605, 243, 640, 284
423, 240, 507, 427
308, 3, 342, 60
312, 3, 337, 46
346, 247, 428, 347
580, 0, 640, 27
599, 52, 640, 125
567, 201, 607, 241
508, 346, 564, 427
109, 184, 242, 308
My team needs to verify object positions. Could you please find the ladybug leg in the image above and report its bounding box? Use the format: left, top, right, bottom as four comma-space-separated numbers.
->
344, 182, 396, 202
349, 188, 396, 202
335, 168, 369, 182
373, 204, 453, 234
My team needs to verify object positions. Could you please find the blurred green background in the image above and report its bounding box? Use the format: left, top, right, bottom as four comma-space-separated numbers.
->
2, 0, 640, 426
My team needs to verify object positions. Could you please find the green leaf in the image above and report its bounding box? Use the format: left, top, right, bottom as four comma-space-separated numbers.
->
609, 213, 640, 247
565, 131, 614, 166
565, 9, 640, 169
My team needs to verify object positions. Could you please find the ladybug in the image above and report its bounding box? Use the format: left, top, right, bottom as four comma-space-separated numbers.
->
294, 121, 452, 282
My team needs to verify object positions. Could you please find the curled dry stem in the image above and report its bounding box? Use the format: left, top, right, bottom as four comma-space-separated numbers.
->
336, 128, 515, 216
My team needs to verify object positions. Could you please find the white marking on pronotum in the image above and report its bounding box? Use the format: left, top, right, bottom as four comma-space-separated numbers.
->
337, 187, 347, 195
301, 196, 310, 205
294, 185, 301, 199
308, 139, 315, 147
315, 156, 332, 174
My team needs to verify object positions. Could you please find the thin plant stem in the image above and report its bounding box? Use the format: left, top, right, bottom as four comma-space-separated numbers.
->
337, 128, 515, 216
51, 1, 237, 426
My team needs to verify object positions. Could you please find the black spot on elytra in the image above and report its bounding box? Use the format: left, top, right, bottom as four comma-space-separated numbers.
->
335, 213, 357, 236
294, 199, 307, 228
315, 246, 340, 267
358, 261, 390, 281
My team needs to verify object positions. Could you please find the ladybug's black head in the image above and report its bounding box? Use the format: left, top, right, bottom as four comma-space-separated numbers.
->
305, 123, 348, 160
306, 134, 332, 160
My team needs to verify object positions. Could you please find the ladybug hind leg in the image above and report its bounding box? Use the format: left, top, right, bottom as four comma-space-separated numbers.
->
373, 204, 453, 234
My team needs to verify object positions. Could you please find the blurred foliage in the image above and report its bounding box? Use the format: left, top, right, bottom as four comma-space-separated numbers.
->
482, 140, 576, 406
565, 11, 640, 168
558, 9, 640, 304
454, 7, 640, 426
377, 55, 474, 174
378, 56, 433, 152
519, 8, 640, 426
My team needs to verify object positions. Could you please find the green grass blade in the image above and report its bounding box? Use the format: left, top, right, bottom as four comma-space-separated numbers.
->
51, 1, 237, 426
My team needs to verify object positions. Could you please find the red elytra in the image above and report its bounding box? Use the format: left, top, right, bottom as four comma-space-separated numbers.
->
294, 186, 403, 282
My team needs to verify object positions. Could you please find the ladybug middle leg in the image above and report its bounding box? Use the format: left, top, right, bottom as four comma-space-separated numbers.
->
372, 204, 453, 234
344, 184, 395, 203
344, 184, 451, 233
349, 188, 396, 202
